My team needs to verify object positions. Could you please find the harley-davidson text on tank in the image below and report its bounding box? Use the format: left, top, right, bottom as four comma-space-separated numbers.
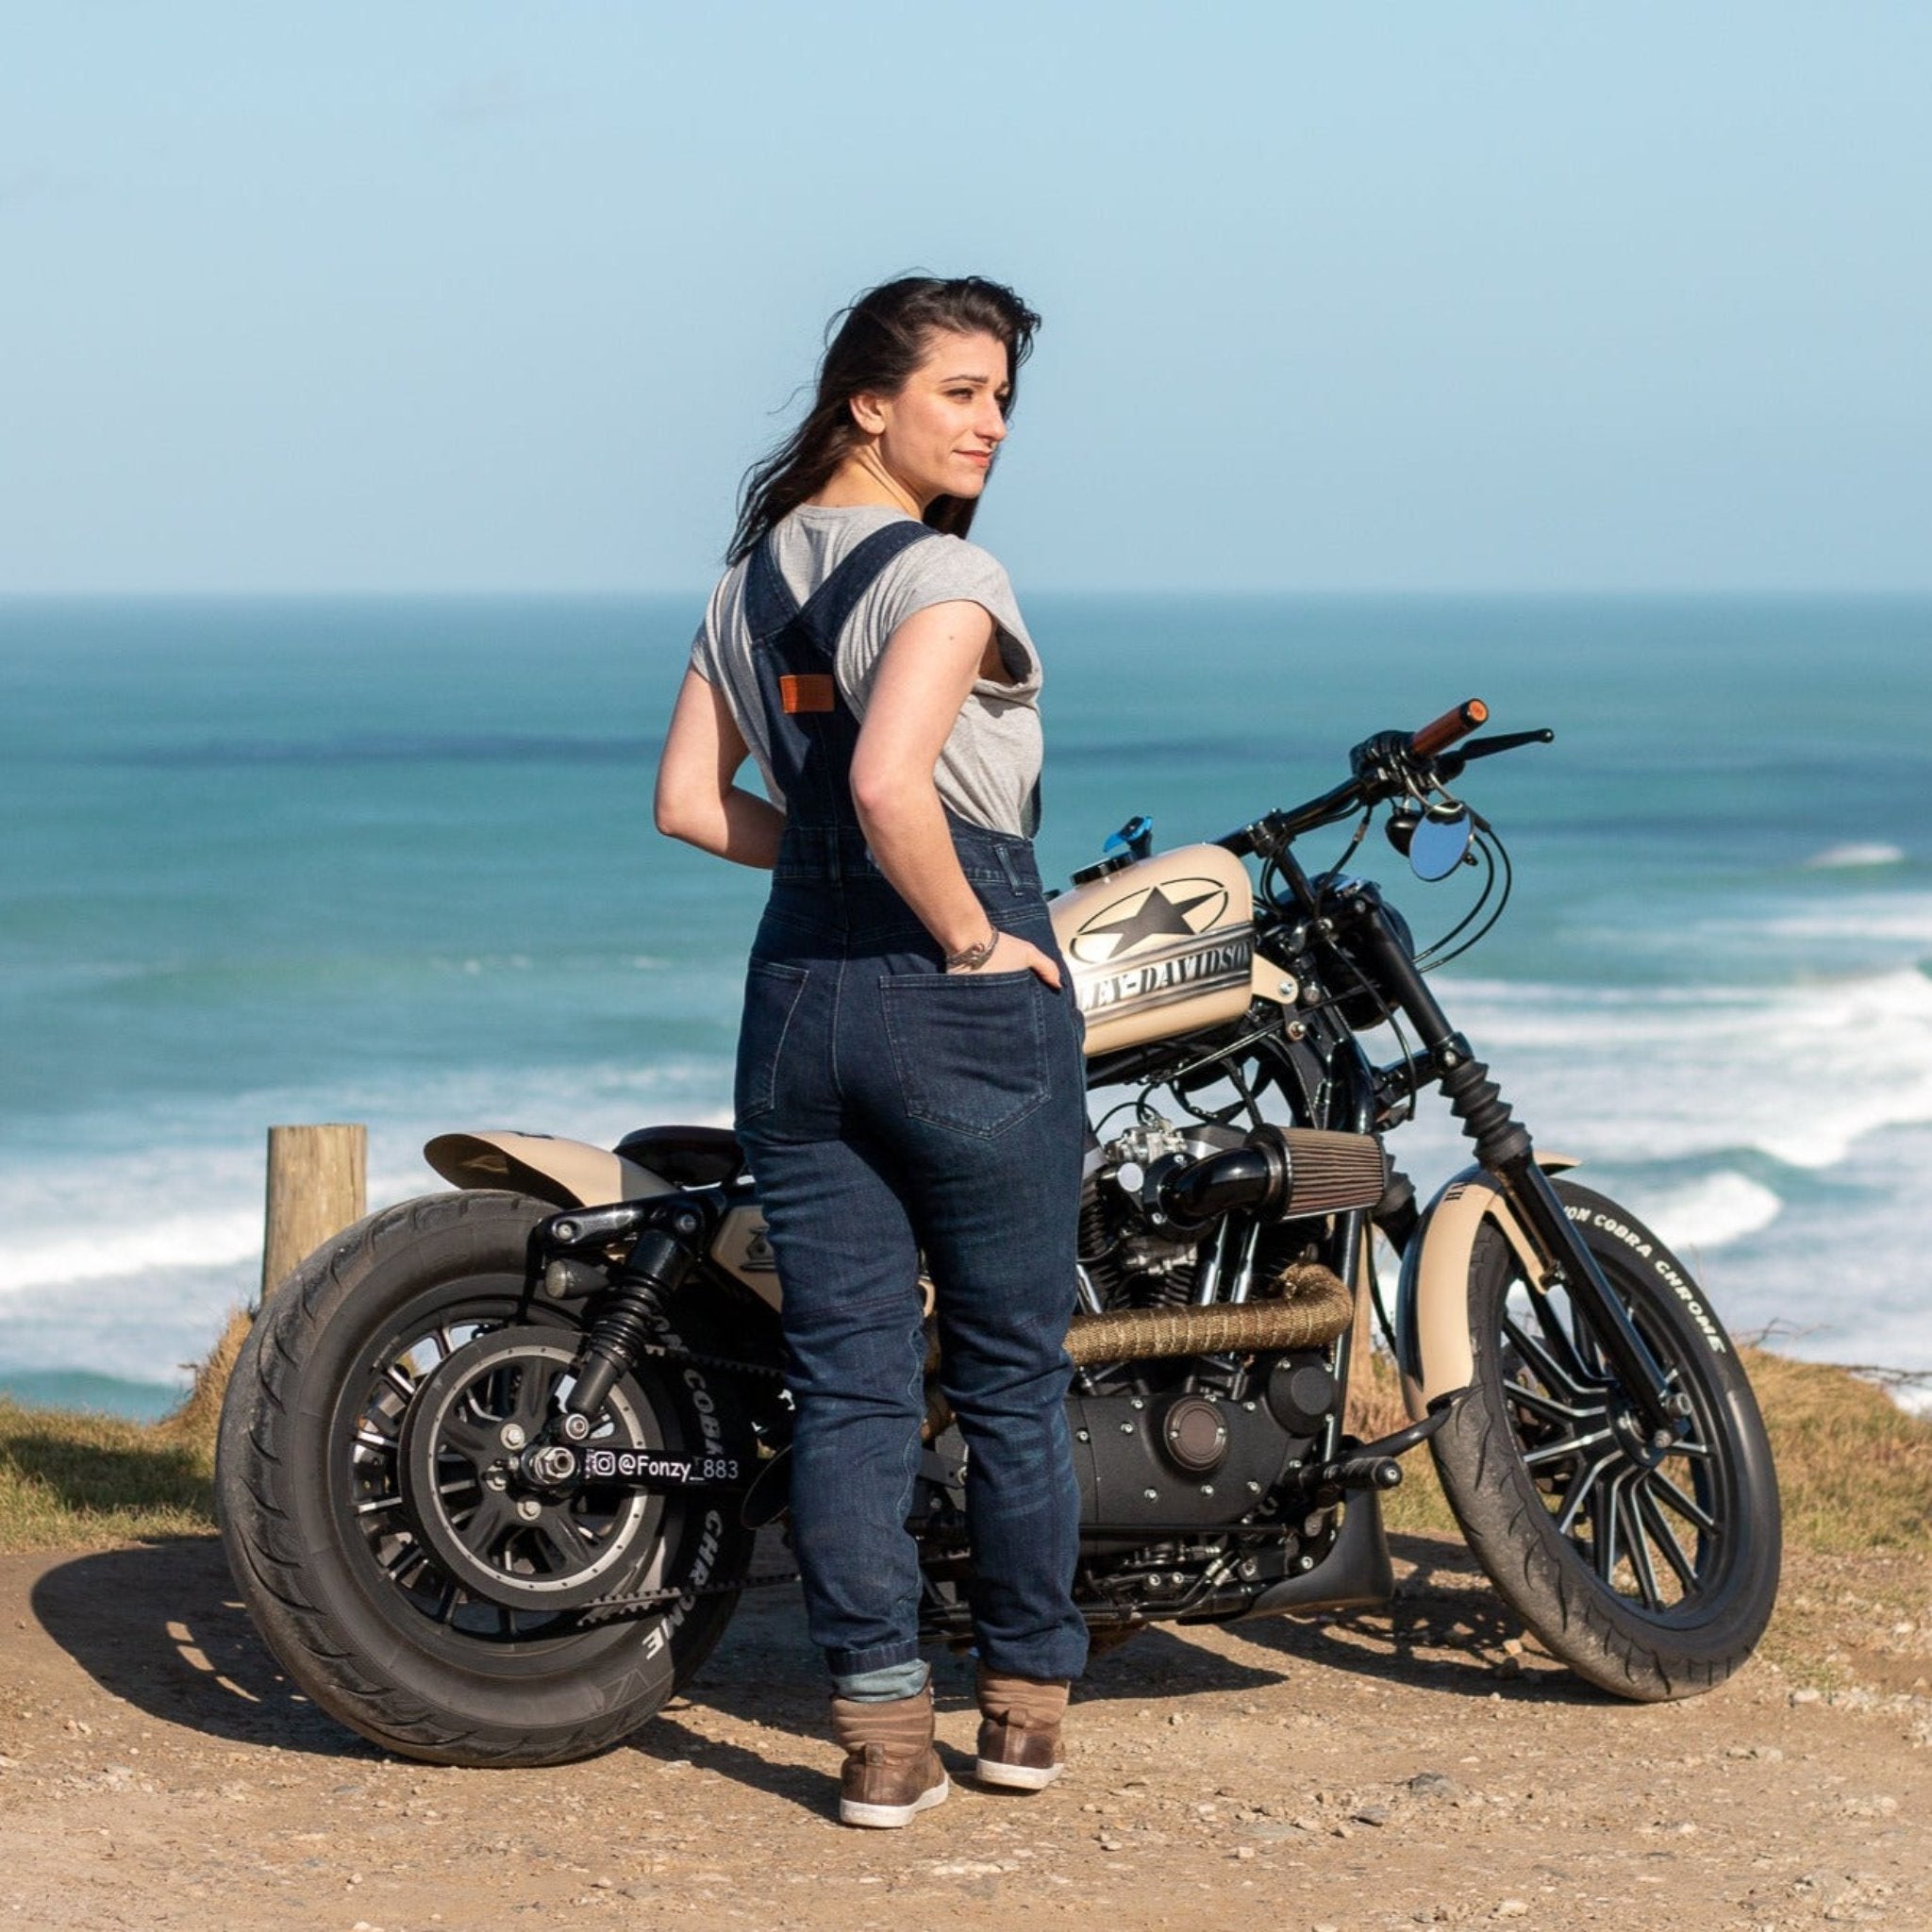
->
1051, 843, 1257, 1057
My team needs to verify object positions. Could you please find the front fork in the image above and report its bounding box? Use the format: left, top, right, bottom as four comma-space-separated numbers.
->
1324, 880, 1685, 1439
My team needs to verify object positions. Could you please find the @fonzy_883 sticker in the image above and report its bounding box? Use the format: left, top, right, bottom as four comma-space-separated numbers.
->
583, 1447, 743, 1487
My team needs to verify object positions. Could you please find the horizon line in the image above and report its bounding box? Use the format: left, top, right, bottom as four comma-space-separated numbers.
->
6, 584, 1932, 604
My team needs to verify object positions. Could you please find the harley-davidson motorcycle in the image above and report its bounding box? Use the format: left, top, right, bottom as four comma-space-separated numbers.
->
215, 698, 1780, 1767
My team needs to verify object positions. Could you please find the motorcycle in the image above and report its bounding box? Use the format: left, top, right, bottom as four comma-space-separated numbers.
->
215, 698, 1781, 1767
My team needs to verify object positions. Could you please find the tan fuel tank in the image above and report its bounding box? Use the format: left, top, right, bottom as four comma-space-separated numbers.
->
1051, 842, 1257, 1057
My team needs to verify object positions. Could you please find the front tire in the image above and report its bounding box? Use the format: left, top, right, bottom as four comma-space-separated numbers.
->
215, 1189, 758, 1765
1430, 1181, 1780, 1700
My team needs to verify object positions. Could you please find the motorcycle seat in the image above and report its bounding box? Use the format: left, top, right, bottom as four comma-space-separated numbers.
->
613, 1124, 747, 1191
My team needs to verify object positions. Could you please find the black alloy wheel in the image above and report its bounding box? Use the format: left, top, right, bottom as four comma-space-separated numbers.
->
217, 1190, 758, 1764
1430, 1180, 1780, 1700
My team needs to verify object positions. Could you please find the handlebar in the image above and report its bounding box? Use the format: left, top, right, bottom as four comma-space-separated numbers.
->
1409, 697, 1489, 758
1219, 698, 1551, 861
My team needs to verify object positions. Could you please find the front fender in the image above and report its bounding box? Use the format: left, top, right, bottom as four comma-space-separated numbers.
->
1394, 1155, 1578, 1418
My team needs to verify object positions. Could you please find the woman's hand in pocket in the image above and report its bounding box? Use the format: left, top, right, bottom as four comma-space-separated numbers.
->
948, 931, 1062, 988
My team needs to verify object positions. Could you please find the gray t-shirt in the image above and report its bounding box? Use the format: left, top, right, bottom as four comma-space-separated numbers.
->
689, 504, 1042, 837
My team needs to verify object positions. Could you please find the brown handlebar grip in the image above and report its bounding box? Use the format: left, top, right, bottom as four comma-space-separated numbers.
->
1409, 698, 1490, 758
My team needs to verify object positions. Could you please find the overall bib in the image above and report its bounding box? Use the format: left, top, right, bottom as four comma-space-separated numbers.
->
731, 522, 1090, 1692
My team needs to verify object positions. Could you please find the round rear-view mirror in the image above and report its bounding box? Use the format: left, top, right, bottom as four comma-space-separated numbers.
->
1408, 805, 1473, 881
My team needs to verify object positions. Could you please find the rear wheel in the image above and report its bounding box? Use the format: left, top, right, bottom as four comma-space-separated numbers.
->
216, 1190, 759, 1765
1430, 1181, 1780, 1700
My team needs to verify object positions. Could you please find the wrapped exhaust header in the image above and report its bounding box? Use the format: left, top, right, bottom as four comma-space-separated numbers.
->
925, 1263, 1355, 1435
1064, 1261, 1353, 1367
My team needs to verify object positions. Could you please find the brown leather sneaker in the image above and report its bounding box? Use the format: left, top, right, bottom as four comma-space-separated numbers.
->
974, 1665, 1070, 1790
829, 1686, 949, 1828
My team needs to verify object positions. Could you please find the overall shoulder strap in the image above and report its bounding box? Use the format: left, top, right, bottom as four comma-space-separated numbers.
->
743, 532, 800, 640
795, 519, 939, 658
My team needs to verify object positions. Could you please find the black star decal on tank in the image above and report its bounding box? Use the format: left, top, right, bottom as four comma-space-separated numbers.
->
1080, 885, 1221, 959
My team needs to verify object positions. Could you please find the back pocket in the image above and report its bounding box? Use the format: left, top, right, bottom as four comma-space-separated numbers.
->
735, 959, 811, 1124
879, 970, 1050, 1138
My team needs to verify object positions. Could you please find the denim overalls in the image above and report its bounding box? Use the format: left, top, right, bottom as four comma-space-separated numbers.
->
731, 521, 1090, 1694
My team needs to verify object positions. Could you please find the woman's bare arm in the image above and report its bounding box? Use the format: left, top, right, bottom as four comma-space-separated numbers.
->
654, 667, 786, 868
849, 602, 1060, 985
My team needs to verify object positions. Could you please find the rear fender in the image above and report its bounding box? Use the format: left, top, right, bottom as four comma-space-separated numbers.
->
424, 1131, 671, 1209
1394, 1155, 1579, 1418
424, 1130, 782, 1313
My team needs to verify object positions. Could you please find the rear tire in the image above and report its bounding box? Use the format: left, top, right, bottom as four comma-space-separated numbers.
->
1430, 1180, 1780, 1701
215, 1190, 758, 1765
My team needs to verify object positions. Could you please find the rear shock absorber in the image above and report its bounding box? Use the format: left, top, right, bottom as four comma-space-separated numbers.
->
547, 1197, 716, 1438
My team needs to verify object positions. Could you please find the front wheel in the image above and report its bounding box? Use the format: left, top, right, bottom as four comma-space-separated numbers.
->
215, 1189, 760, 1765
1430, 1180, 1780, 1700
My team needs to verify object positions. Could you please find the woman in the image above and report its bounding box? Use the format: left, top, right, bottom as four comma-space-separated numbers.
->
655, 275, 1087, 1828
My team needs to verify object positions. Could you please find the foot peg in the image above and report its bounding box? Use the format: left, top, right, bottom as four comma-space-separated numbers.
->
1295, 1390, 1469, 1507
1311, 1454, 1403, 1499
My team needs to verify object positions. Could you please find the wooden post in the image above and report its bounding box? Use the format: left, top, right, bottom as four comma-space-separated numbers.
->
261, 1123, 367, 1304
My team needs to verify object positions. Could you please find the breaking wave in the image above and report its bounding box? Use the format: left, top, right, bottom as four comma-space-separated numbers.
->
1804, 842, 1907, 870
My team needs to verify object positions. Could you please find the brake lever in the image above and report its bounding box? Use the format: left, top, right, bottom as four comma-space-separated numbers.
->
1436, 727, 1555, 780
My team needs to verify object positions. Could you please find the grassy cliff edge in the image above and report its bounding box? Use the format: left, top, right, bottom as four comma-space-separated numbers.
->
3, 1343, 1924, 1560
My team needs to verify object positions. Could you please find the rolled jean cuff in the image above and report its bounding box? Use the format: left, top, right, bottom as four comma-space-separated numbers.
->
826, 1636, 923, 1681
980, 1635, 1090, 1684
832, 1657, 931, 1704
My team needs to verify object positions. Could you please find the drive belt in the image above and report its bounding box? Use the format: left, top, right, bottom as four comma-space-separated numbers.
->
578, 1565, 800, 1627
564, 1342, 795, 1624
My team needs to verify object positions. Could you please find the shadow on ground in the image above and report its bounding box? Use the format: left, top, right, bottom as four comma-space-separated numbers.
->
1222, 1530, 1610, 1706
30, 1536, 371, 1757
29, 1523, 1601, 1795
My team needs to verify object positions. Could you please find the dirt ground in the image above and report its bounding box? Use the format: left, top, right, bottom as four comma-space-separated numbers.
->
2, 1528, 1928, 1932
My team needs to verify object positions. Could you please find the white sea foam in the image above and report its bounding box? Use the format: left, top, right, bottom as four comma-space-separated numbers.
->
1437, 964, 1932, 1171
1747, 905, 1932, 946
0, 1211, 263, 1298
1804, 842, 1907, 870
0, 1260, 259, 1388
1594, 888, 1932, 967
0, 1055, 736, 1383
1640, 1173, 1784, 1255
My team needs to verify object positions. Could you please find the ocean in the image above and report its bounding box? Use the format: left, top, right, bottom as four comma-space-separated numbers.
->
3, 593, 1928, 1419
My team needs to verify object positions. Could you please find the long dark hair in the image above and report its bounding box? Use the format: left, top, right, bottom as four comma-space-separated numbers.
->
728, 275, 1041, 565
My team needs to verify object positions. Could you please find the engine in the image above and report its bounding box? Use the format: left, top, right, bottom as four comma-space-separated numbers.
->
1078, 1110, 1388, 1315
1080, 1117, 1240, 1309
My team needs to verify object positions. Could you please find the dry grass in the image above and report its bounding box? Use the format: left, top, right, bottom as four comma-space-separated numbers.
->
1738, 1346, 1932, 1555
0, 1396, 214, 1553
1345, 1345, 1457, 1536
153, 1306, 252, 1460
3, 1332, 1927, 1565
1349, 1342, 1932, 1552
0, 1300, 246, 1554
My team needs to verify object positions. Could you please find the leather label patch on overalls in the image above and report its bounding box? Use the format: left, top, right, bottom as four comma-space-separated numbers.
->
780, 673, 836, 715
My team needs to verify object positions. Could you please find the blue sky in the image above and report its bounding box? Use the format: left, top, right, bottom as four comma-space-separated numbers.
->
2, 3, 1926, 594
